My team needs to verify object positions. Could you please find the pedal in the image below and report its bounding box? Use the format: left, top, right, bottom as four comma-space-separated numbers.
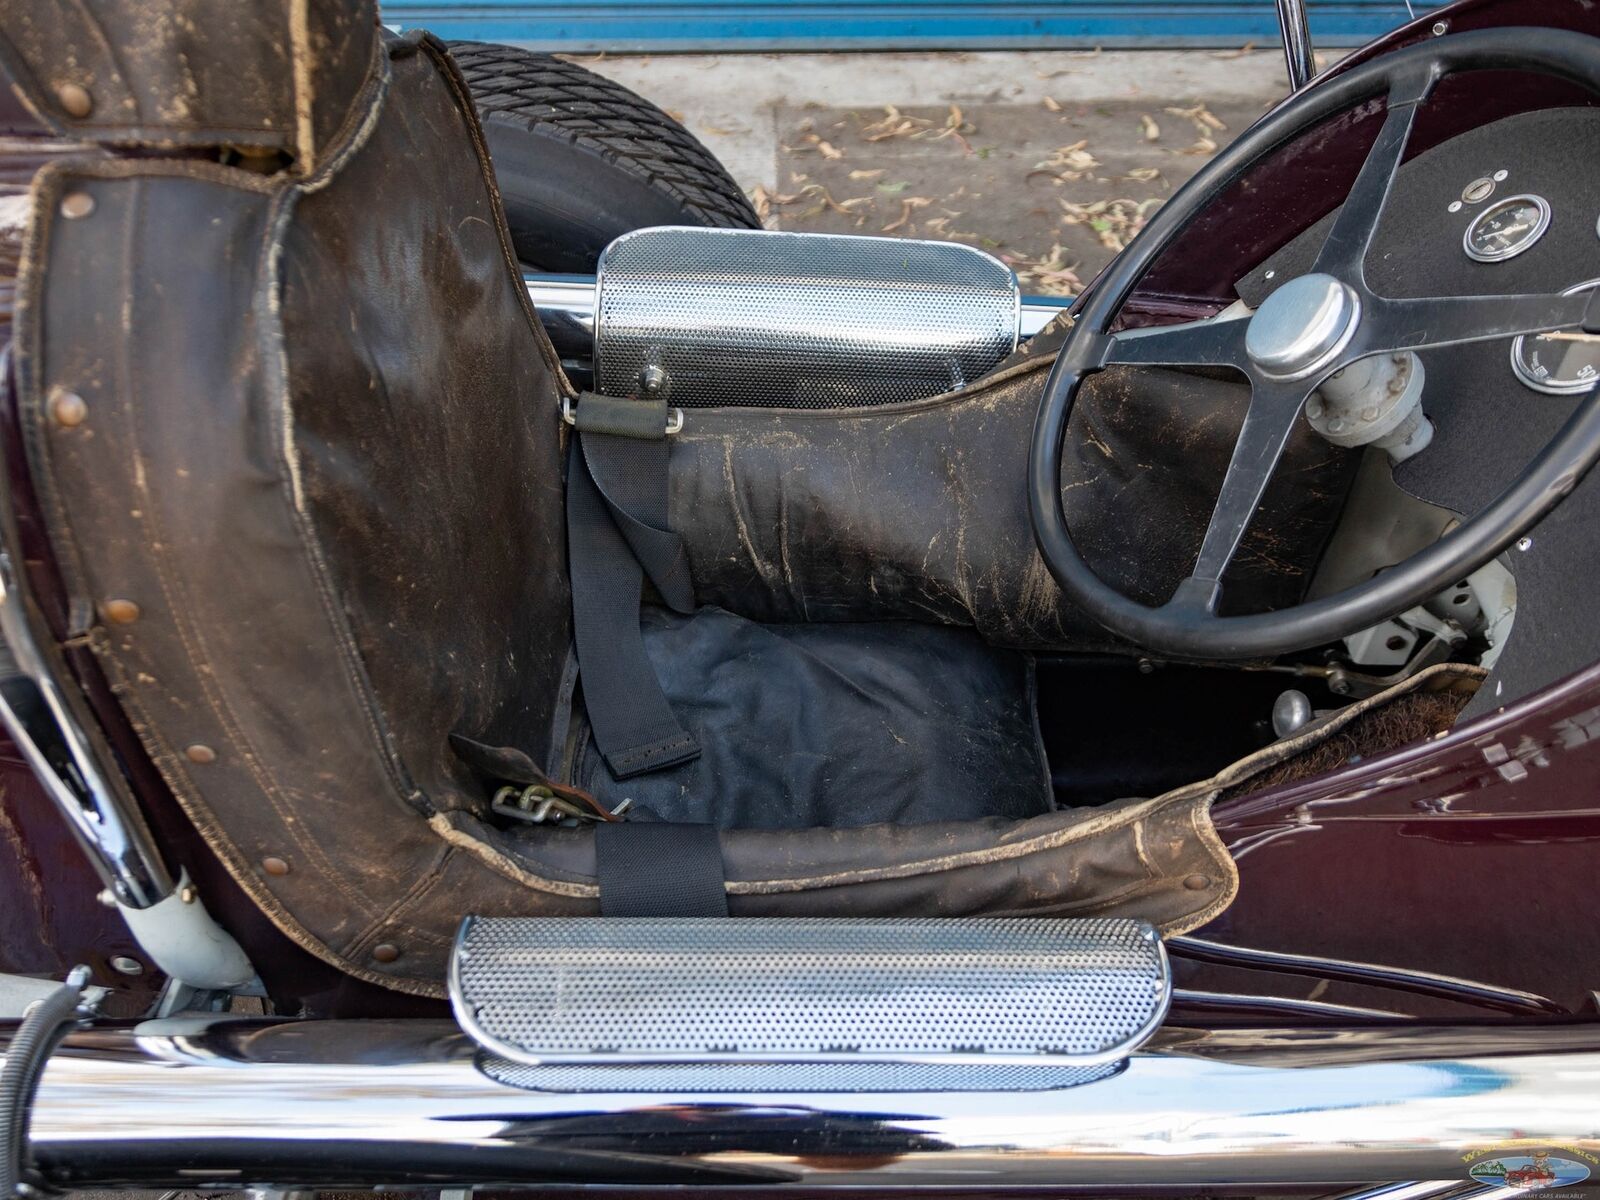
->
450, 916, 1170, 1092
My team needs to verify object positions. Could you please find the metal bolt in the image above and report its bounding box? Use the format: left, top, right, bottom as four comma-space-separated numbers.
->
48, 388, 87, 427
1182, 874, 1212, 891
373, 943, 402, 964
1431, 19, 1448, 35
1306, 396, 1324, 419
1264, 269, 1276, 280
101, 597, 140, 625
59, 191, 94, 220
109, 955, 144, 976
96, 888, 116, 908
1272, 689, 1313, 738
1360, 406, 1379, 422
1516, 536, 1533, 552
262, 855, 291, 877
1448, 200, 1462, 213
1327, 417, 1345, 434
55, 82, 93, 118
179, 885, 197, 904
1329, 674, 1352, 696
185, 743, 217, 764
639, 364, 668, 394
1493, 169, 1509, 182
1136, 657, 1155, 675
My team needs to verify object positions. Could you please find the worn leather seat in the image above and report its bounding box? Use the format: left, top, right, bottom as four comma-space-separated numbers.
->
1, 0, 1340, 992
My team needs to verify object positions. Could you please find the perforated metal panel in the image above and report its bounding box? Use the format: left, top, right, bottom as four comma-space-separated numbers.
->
451, 916, 1169, 1073
479, 1053, 1122, 1093
594, 227, 1019, 408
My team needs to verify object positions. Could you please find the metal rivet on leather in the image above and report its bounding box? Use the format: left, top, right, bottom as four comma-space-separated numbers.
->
372, 943, 402, 963
184, 744, 217, 765
59, 191, 95, 220
261, 856, 291, 877
1183, 874, 1212, 891
55, 83, 93, 118
100, 598, 140, 625
48, 389, 87, 428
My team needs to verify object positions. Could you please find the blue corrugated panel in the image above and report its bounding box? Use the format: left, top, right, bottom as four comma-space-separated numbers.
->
382, 1, 1433, 51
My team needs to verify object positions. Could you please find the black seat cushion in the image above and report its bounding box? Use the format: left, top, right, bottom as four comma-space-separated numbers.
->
574, 608, 1053, 828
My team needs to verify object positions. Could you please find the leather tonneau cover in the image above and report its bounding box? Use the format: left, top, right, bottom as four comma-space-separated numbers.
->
668, 361, 1359, 647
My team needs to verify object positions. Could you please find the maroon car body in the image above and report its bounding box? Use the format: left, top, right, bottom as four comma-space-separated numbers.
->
5, 0, 1598, 1022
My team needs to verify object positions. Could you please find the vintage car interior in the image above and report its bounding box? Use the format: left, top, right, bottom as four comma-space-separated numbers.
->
2, 0, 1600, 1190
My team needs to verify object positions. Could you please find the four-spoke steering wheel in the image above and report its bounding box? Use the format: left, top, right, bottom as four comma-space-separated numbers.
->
1029, 28, 1600, 659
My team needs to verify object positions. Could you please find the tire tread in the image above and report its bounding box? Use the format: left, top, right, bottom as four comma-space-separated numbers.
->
448, 41, 760, 231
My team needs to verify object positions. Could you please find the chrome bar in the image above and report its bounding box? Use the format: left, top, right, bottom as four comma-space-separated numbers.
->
1169, 936, 1568, 1016
1020, 294, 1072, 336
19, 1018, 1600, 1189
525, 274, 596, 365
524, 273, 1071, 369
0, 352, 253, 990
1334, 1185, 1495, 1200
1275, 0, 1317, 90
0, 534, 172, 910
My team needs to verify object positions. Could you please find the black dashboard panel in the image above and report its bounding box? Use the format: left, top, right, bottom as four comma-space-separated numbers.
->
1239, 106, 1600, 719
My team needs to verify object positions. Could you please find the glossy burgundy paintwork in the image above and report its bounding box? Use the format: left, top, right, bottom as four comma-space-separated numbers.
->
0, 742, 160, 1013
2, 0, 1599, 1021
1198, 661, 1600, 1017
1132, 0, 1600, 308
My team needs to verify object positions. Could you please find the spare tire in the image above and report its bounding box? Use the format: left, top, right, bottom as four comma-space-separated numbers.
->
450, 42, 761, 272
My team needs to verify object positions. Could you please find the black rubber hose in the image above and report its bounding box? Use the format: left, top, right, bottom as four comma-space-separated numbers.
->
1, 968, 88, 1200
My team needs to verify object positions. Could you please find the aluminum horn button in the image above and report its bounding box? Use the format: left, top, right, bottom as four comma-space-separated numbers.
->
1245, 273, 1361, 380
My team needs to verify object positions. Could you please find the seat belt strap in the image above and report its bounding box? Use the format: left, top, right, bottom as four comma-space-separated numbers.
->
565, 394, 700, 779
595, 822, 728, 916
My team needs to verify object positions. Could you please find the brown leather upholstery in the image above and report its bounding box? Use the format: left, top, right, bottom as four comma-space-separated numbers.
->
14, 19, 1241, 996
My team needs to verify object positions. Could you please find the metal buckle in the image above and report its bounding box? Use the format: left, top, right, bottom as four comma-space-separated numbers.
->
560, 395, 683, 435
491, 784, 633, 826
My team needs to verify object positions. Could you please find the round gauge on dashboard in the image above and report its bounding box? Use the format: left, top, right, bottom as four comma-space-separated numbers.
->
1512, 278, 1600, 395
1463, 194, 1551, 263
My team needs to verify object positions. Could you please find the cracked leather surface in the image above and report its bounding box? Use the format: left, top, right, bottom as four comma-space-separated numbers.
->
669, 360, 1360, 648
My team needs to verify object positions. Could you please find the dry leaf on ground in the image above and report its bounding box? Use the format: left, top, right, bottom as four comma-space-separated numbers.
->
882, 196, 933, 233
860, 104, 974, 151
1162, 102, 1227, 156
1030, 139, 1100, 183
1059, 196, 1164, 252
1002, 243, 1083, 294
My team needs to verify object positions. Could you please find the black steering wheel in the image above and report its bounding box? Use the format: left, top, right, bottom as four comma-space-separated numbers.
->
1029, 28, 1600, 659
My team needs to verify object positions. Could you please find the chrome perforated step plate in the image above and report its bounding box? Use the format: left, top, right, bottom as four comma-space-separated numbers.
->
451, 916, 1169, 1083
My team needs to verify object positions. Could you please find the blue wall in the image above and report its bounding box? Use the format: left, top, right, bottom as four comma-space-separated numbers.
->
382, 1, 1433, 51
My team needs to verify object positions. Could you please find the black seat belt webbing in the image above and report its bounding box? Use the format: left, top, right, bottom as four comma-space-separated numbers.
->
565, 393, 700, 779
595, 821, 729, 916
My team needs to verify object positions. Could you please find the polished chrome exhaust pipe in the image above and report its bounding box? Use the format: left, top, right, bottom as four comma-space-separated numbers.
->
526, 227, 1071, 404
17, 1018, 1600, 1189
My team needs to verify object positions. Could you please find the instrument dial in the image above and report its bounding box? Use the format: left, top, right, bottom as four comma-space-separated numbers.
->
1463, 194, 1551, 262
1512, 279, 1600, 395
